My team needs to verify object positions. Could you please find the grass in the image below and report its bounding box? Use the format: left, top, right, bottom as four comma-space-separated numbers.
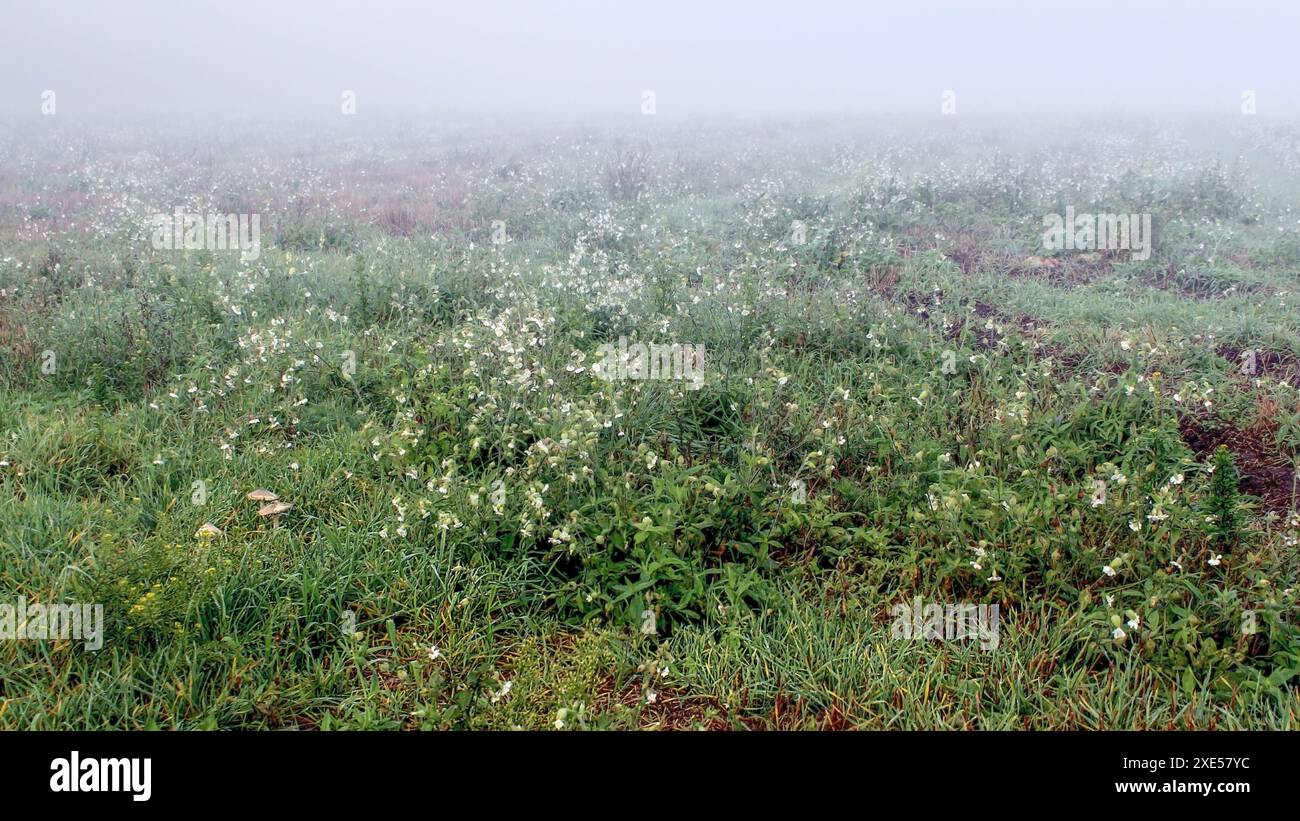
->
0, 114, 1298, 729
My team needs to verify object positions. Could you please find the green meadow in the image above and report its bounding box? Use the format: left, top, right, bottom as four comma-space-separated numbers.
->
1, 116, 1297, 729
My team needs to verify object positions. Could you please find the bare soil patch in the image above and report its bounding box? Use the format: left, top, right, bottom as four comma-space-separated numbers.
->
1180, 415, 1296, 513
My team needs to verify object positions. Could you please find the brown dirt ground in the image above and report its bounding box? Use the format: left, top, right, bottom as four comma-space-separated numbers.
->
1180, 415, 1297, 514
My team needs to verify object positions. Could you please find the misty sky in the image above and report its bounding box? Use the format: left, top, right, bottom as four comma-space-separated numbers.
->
2, 0, 1298, 118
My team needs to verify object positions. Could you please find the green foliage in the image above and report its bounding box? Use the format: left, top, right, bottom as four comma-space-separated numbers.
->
1206, 445, 1243, 548
2, 116, 1298, 729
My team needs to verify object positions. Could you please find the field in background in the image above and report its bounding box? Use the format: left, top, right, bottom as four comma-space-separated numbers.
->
1, 115, 1298, 729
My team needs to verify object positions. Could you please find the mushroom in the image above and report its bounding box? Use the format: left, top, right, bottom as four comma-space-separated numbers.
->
195, 522, 223, 539
246, 489, 279, 502
258, 501, 293, 528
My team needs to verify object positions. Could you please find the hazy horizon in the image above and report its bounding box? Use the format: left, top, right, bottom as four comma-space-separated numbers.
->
3, 0, 1300, 119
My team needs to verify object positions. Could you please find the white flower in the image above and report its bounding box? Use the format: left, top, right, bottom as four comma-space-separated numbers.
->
491, 680, 513, 703
428, 645, 441, 660
1168, 473, 1184, 485
1129, 520, 1142, 532
1208, 554, 1222, 567
1102, 564, 1116, 577
1090, 481, 1107, 507
1126, 616, 1141, 630
1112, 627, 1127, 640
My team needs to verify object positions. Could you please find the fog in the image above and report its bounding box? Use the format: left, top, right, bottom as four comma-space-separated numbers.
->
2, 0, 1299, 118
